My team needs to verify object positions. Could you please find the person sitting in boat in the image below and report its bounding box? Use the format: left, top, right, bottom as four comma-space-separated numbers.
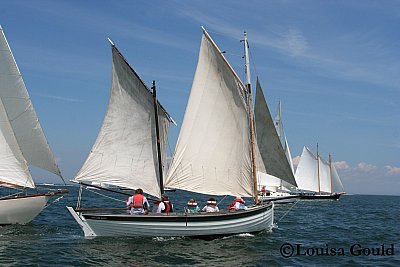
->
201, 198, 219, 212
261, 186, 266, 197
186, 198, 200, 213
126, 188, 149, 215
156, 194, 174, 214
227, 196, 248, 211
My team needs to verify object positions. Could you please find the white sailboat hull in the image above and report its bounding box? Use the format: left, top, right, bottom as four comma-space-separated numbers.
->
67, 203, 274, 238
260, 191, 299, 203
0, 194, 50, 225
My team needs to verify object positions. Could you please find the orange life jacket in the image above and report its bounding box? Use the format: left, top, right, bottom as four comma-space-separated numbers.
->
131, 194, 144, 209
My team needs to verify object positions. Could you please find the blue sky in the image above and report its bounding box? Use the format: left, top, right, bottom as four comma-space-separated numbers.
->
1, 1, 399, 195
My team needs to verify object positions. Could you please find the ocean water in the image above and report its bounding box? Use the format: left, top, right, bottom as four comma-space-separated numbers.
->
0, 186, 399, 266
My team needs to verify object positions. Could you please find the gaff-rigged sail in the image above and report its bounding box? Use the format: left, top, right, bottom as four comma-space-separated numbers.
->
74, 45, 172, 199
0, 26, 61, 188
165, 30, 254, 197
254, 79, 297, 187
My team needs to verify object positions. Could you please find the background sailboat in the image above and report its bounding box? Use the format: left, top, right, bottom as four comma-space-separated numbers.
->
67, 28, 274, 238
0, 26, 67, 225
295, 146, 345, 200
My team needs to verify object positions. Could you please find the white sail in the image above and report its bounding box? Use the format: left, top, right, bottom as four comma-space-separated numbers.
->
165, 30, 254, 197
294, 146, 319, 192
74, 45, 171, 198
0, 98, 34, 188
318, 156, 331, 193
331, 163, 344, 193
0, 27, 61, 178
254, 80, 297, 187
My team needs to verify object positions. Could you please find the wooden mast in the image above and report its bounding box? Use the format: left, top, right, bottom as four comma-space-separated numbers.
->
243, 32, 259, 204
152, 81, 164, 196
317, 143, 321, 194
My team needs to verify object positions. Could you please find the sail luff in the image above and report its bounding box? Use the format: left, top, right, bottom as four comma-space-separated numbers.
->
243, 31, 258, 203
152, 81, 164, 196
317, 143, 321, 193
329, 154, 333, 194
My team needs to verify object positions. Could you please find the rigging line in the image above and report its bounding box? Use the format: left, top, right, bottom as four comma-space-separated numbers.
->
217, 195, 228, 206
85, 187, 126, 203
43, 195, 64, 209
277, 199, 301, 222
0, 191, 23, 199
249, 49, 259, 79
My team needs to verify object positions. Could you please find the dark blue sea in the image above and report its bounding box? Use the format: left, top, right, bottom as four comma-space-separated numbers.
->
0, 186, 399, 266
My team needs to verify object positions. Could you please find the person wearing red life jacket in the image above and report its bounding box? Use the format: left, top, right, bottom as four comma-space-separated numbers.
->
126, 188, 149, 215
227, 196, 248, 211
201, 198, 219, 212
261, 186, 266, 197
156, 194, 174, 214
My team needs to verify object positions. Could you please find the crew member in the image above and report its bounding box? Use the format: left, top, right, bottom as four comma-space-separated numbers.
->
126, 188, 149, 215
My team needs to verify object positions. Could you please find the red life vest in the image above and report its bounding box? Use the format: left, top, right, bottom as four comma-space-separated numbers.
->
162, 201, 172, 213
131, 194, 144, 208
227, 199, 246, 210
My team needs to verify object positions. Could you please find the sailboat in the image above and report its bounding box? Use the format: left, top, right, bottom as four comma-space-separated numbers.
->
254, 91, 298, 203
0, 26, 67, 225
295, 145, 345, 200
67, 27, 276, 238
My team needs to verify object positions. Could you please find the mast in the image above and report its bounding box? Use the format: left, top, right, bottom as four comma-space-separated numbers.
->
317, 143, 321, 194
329, 154, 333, 194
152, 80, 164, 196
243, 32, 259, 204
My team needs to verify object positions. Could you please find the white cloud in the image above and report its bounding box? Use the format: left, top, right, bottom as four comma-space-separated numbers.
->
385, 165, 400, 175
292, 156, 301, 166
283, 29, 308, 56
356, 162, 377, 172
334, 161, 350, 170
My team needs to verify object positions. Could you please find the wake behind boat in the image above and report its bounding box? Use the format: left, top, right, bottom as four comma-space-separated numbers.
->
0, 26, 67, 225
67, 27, 277, 238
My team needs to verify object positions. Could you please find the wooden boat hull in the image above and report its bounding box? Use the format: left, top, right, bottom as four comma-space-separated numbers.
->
0, 194, 50, 225
299, 192, 344, 200
67, 202, 274, 238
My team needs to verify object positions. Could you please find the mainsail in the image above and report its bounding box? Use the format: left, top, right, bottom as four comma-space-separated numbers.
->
0, 26, 61, 188
254, 79, 297, 187
165, 30, 254, 197
74, 44, 172, 198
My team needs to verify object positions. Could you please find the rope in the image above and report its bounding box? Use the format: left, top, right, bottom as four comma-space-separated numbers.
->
43, 195, 64, 209
85, 188, 125, 203
278, 199, 301, 222
0, 191, 23, 199
217, 195, 228, 206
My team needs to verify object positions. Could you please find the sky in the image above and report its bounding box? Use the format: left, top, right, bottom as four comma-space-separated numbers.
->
1, 1, 399, 195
